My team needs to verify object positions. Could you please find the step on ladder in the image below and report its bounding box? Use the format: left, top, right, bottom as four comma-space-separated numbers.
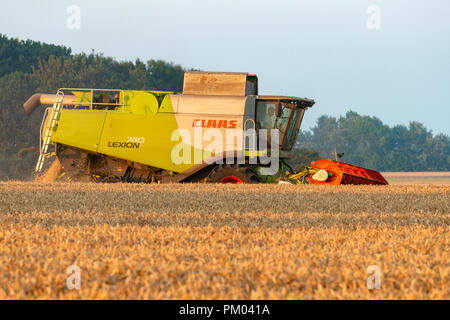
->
35, 91, 64, 172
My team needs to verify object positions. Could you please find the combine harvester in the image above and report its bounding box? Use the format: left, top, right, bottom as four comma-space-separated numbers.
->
24, 71, 387, 185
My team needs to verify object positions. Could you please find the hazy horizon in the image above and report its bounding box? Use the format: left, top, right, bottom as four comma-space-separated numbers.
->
1, 0, 449, 135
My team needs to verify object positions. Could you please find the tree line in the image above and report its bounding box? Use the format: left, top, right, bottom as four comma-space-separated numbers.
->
293, 111, 449, 171
0, 34, 184, 180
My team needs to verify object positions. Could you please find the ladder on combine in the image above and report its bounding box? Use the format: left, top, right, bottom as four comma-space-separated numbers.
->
35, 91, 64, 172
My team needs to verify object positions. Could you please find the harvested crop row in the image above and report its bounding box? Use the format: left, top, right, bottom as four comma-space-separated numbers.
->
0, 183, 449, 214
0, 211, 448, 228
1, 181, 449, 194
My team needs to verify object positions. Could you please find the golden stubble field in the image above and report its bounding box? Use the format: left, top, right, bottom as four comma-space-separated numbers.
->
0, 182, 448, 299
382, 172, 450, 185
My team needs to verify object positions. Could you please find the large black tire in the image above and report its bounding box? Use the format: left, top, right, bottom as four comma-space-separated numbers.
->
207, 164, 261, 184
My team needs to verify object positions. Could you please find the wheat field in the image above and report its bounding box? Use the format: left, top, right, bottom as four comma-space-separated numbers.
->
0, 182, 448, 299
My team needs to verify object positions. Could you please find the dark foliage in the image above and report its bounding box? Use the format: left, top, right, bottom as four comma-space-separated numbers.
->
295, 111, 450, 171
0, 35, 184, 180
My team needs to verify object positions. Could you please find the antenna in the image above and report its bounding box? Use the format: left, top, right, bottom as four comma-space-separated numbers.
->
332, 148, 344, 161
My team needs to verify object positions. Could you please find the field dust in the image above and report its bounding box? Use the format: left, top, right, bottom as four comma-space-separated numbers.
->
34, 158, 62, 183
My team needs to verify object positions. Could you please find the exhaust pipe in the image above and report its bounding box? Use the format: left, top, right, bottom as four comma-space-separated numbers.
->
23, 93, 78, 115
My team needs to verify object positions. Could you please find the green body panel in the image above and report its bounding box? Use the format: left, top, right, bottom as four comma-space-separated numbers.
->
124, 91, 159, 115
53, 110, 107, 153
71, 91, 92, 106
122, 90, 174, 114
159, 94, 175, 113
97, 112, 193, 173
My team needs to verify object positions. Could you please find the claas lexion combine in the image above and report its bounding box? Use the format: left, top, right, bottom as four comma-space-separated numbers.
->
24, 71, 387, 185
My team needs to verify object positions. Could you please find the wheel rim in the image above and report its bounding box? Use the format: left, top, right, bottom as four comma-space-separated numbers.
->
220, 176, 243, 184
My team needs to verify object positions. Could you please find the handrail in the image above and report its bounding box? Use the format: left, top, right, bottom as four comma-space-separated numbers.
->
35, 90, 65, 172
244, 118, 256, 151
39, 107, 50, 154
57, 87, 126, 112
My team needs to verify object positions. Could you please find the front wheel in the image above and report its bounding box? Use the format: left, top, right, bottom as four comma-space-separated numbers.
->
206, 164, 261, 184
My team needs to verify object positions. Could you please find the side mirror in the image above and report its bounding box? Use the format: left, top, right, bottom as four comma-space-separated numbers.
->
276, 102, 282, 117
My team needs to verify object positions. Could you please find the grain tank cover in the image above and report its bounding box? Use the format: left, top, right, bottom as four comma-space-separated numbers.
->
182, 71, 258, 96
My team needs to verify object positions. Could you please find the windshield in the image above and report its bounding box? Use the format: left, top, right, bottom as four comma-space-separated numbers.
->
283, 106, 304, 150
256, 100, 303, 151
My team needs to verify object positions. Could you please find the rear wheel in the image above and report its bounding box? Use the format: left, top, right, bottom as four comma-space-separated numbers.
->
207, 164, 261, 184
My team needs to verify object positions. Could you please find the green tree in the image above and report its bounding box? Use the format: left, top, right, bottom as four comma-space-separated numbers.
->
297, 112, 450, 171
289, 148, 321, 171
0, 34, 71, 77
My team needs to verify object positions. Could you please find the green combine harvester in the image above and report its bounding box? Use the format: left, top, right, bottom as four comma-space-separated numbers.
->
24, 71, 387, 185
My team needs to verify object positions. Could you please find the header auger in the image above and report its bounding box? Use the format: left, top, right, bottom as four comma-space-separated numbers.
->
24, 71, 387, 185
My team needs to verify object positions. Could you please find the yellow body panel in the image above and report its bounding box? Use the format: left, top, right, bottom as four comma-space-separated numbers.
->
53, 110, 106, 152
126, 91, 159, 115
97, 112, 194, 172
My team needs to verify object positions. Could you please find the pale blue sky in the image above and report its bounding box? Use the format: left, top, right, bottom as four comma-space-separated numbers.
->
1, 0, 449, 135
